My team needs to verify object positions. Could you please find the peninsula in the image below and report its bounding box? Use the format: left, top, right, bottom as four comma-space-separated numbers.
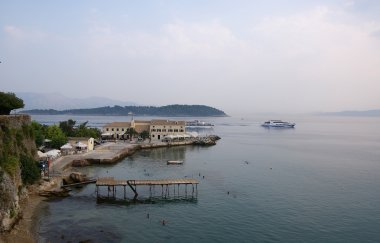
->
21, 104, 227, 117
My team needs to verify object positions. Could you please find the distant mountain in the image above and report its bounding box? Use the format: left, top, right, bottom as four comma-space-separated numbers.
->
16, 92, 137, 110
22, 105, 227, 117
321, 109, 380, 117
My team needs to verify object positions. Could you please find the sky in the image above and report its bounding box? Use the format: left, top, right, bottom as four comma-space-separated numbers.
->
1, 0, 380, 114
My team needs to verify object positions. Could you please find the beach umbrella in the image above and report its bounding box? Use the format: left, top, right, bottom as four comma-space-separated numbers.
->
60, 143, 73, 150
37, 151, 47, 159
46, 149, 61, 158
101, 132, 112, 136
76, 142, 88, 149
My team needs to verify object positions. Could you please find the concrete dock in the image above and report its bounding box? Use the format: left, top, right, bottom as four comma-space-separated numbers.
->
49, 137, 219, 174
49, 142, 140, 173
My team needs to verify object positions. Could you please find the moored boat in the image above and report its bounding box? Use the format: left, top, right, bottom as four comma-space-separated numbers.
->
261, 120, 295, 128
167, 160, 184, 165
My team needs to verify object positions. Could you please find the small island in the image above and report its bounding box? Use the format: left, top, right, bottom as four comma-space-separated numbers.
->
21, 104, 228, 117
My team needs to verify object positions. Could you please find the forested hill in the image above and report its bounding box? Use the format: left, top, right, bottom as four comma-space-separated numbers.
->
21, 105, 227, 117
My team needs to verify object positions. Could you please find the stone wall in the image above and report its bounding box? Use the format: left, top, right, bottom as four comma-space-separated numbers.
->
0, 114, 36, 231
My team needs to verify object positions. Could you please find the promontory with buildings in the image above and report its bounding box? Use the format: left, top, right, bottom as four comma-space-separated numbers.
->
0, 91, 223, 242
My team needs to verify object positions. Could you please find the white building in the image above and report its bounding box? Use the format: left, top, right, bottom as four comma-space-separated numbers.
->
102, 122, 131, 139
102, 119, 187, 141
150, 119, 186, 141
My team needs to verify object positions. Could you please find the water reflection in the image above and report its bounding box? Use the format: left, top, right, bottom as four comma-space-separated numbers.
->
96, 197, 198, 206
138, 145, 187, 162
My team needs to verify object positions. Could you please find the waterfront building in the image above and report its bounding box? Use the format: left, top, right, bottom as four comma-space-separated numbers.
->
150, 119, 186, 141
102, 119, 187, 141
102, 122, 131, 139
131, 120, 151, 134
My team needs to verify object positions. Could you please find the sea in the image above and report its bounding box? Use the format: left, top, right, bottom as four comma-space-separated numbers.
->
31, 114, 380, 243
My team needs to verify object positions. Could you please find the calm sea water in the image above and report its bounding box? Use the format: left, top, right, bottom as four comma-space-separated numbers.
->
32, 114, 380, 243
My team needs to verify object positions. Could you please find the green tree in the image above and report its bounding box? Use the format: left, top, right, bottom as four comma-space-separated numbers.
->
127, 128, 138, 141
0, 92, 24, 115
86, 127, 101, 138
59, 119, 76, 137
31, 121, 47, 147
139, 130, 150, 140
73, 121, 101, 138
46, 125, 67, 149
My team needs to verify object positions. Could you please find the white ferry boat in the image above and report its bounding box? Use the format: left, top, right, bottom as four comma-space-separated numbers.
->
186, 120, 214, 128
261, 120, 295, 128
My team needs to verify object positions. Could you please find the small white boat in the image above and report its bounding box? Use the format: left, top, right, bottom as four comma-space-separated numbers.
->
261, 120, 295, 128
167, 160, 184, 165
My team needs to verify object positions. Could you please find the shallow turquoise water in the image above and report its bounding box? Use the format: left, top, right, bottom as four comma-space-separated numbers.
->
34, 115, 380, 242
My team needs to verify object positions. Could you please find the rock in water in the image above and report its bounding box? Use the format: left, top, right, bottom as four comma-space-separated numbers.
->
69, 172, 87, 183
72, 159, 90, 167
62, 172, 87, 185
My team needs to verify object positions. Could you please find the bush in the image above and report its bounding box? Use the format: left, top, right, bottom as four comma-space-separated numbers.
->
20, 155, 40, 185
10, 207, 16, 218
20, 155, 41, 184
1, 156, 19, 178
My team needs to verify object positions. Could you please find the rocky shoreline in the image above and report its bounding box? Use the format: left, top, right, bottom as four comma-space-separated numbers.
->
0, 178, 61, 243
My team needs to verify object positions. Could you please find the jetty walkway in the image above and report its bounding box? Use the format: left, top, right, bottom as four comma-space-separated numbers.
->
96, 177, 199, 200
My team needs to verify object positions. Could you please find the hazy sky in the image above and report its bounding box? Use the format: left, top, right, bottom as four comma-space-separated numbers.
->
1, 0, 380, 114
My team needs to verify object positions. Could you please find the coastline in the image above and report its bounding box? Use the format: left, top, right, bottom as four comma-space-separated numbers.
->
0, 187, 50, 243
1, 139, 217, 242
51, 140, 204, 169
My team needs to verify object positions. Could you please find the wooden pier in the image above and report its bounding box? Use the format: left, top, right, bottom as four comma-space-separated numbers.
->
96, 177, 199, 200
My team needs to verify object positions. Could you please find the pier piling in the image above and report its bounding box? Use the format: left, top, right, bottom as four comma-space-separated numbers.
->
96, 177, 199, 200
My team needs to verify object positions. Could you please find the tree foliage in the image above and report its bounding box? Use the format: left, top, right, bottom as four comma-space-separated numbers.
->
59, 119, 76, 137
127, 128, 138, 140
139, 130, 150, 140
59, 120, 100, 138
46, 125, 67, 149
30, 120, 100, 149
0, 119, 40, 186
20, 155, 40, 185
0, 92, 24, 115
31, 121, 47, 147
